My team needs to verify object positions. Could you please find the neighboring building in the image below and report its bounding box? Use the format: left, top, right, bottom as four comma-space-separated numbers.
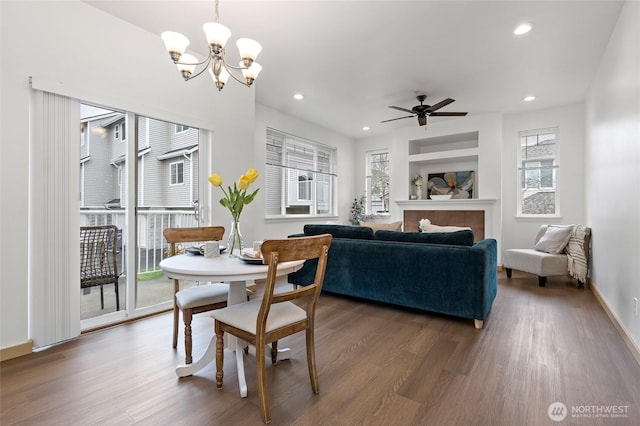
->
80, 107, 199, 212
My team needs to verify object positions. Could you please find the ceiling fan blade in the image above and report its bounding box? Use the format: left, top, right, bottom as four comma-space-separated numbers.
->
389, 106, 415, 114
426, 98, 455, 112
429, 112, 468, 116
380, 115, 414, 123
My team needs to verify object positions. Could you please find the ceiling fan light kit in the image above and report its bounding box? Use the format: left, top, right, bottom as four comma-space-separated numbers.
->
161, 0, 262, 91
381, 94, 468, 127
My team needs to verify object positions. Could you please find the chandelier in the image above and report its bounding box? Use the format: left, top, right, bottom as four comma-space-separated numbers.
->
160, 0, 262, 91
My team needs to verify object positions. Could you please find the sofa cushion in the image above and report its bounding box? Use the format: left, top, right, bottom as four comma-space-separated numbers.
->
359, 220, 402, 233
535, 225, 574, 254
303, 224, 374, 240
375, 229, 474, 246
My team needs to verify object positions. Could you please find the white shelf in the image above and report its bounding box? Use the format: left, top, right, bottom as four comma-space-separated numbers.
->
408, 147, 479, 164
396, 199, 497, 207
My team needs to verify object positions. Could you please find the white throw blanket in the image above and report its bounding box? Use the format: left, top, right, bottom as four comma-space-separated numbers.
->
565, 225, 589, 282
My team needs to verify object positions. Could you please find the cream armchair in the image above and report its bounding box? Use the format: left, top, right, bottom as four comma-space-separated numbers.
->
504, 225, 591, 287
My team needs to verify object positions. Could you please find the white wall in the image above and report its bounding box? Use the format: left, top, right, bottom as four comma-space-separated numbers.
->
501, 103, 587, 252
586, 1, 640, 350
0, 1, 254, 350
253, 103, 356, 239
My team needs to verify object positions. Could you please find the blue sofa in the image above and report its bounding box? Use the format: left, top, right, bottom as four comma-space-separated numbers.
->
289, 224, 497, 328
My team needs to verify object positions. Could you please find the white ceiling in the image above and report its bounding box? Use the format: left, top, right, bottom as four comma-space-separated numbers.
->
85, 0, 624, 139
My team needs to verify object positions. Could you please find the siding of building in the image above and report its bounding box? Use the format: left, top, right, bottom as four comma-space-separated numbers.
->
80, 113, 199, 210
82, 119, 120, 208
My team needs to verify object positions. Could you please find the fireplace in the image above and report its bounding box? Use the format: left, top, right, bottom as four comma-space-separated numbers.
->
403, 210, 485, 241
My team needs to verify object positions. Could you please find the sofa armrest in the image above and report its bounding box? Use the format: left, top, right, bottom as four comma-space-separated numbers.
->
472, 239, 498, 319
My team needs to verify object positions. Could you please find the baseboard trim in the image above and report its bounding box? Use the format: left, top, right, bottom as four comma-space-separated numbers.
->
591, 282, 640, 367
0, 340, 33, 362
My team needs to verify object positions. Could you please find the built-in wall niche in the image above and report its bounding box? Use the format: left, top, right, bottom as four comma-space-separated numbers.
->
408, 131, 479, 200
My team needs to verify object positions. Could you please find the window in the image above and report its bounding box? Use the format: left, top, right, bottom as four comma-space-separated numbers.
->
517, 127, 559, 216
365, 150, 390, 214
114, 121, 126, 141
176, 124, 190, 133
80, 123, 86, 146
170, 161, 184, 185
266, 128, 337, 216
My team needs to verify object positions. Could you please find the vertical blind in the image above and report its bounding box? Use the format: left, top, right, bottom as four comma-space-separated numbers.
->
29, 88, 81, 347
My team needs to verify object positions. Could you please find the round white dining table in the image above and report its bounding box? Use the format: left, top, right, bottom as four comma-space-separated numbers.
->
159, 253, 304, 397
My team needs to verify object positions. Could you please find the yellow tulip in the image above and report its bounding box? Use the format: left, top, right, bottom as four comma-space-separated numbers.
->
208, 173, 222, 187
238, 175, 250, 190
245, 168, 259, 183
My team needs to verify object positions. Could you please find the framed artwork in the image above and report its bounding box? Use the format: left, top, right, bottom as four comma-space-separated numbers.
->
427, 171, 475, 199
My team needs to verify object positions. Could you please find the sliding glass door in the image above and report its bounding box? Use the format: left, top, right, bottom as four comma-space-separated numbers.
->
135, 116, 200, 310
79, 104, 201, 325
79, 104, 128, 321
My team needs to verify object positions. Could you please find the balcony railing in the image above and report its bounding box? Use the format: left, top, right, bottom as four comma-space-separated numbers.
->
80, 209, 198, 276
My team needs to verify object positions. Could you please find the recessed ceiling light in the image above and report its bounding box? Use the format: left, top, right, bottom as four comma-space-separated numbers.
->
293, 93, 304, 100
514, 23, 532, 35
524, 95, 536, 102
362, 126, 370, 131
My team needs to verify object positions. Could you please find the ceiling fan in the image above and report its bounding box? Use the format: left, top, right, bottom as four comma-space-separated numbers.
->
381, 95, 468, 127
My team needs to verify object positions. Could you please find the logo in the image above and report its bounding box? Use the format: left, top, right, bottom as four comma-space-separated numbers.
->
549, 402, 568, 422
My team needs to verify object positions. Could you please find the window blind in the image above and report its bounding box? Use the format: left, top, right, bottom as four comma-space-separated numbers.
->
266, 128, 337, 216
29, 89, 81, 348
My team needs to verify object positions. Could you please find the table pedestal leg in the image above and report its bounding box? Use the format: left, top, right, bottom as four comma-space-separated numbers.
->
174, 277, 294, 396
175, 335, 216, 377
175, 280, 247, 383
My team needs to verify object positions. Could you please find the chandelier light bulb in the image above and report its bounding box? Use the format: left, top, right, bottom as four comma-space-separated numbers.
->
209, 66, 230, 91
176, 54, 198, 79
236, 38, 262, 66
203, 22, 232, 50
242, 62, 262, 85
161, 31, 190, 61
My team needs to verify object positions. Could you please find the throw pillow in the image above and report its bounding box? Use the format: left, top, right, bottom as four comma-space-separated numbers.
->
419, 219, 471, 233
534, 225, 575, 254
359, 220, 402, 233
421, 224, 473, 233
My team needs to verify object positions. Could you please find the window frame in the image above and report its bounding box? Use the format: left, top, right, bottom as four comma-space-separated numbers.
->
365, 149, 390, 216
516, 127, 560, 218
265, 128, 337, 218
169, 160, 185, 186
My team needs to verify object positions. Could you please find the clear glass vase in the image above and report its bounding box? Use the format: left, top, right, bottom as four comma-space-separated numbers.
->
227, 220, 244, 257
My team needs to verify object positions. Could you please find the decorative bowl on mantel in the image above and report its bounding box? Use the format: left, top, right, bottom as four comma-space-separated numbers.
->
430, 194, 453, 200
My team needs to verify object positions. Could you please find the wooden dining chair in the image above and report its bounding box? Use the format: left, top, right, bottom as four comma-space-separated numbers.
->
211, 234, 332, 424
163, 226, 230, 364
80, 225, 121, 311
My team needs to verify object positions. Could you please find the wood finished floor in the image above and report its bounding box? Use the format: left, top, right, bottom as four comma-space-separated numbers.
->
2, 271, 640, 425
